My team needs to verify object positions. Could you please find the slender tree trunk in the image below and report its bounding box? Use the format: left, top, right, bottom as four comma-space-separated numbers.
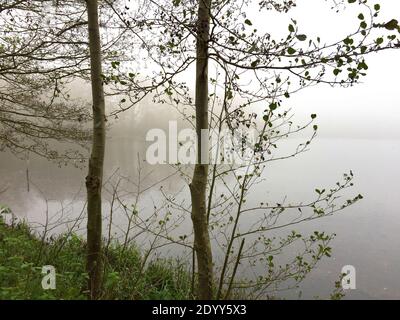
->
85, 0, 106, 300
189, 0, 213, 300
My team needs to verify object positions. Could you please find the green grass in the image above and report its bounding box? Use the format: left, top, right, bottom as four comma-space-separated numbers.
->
0, 217, 192, 300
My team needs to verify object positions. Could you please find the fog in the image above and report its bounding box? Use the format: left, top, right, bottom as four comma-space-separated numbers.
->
1, 0, 400, 299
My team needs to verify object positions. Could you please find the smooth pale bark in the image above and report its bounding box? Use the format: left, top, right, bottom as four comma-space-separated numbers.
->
85, 0, 106, 300
190, 0, 213, 300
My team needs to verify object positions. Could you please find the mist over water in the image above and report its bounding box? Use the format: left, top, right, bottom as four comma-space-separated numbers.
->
1, 107, 399, 299
1, 0, 400, 304
1, 22, 400, 298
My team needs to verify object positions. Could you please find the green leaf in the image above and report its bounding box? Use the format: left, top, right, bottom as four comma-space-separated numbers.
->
287, 47, 296, 55
360, 46, 367, 54
296, 34, 307, 41
343, 37, 354, 45
251, 59, 260, 68
269, 102, 278, 111
358, 60, 368, 70
244, 19, 252, 26
360, 21, 367, 29
111, 61, 120, 69
333, 68, 342, 76
384, 19, 399, 31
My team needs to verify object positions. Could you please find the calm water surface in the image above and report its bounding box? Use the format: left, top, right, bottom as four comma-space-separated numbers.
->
1, 136, 399, 299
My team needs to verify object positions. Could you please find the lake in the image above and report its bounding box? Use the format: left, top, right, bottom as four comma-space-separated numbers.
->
1, 135, 399, 300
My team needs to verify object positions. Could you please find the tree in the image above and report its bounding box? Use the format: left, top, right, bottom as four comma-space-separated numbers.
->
189, 0, 214, 299
0, 1, 156, 298
0, 0, 149, 164
0, 0, 91, 164
112, 0, 399, 299
3, 0, 397, 300
85, 0, 106, 300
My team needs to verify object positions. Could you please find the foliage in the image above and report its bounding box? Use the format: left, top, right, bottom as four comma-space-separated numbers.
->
0, 216, 191, 300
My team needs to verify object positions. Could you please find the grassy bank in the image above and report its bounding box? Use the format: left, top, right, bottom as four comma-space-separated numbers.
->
0, 216, 192, 300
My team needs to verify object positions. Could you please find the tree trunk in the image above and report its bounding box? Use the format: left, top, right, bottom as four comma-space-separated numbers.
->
190, 0, 213, 300
85, 0, 106, 300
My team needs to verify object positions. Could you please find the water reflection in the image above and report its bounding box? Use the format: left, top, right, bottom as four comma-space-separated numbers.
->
1, 123, 400, 299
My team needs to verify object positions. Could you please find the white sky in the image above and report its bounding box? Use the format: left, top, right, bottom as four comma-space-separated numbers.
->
247, 0, 400, 139
105, 0, 400, 140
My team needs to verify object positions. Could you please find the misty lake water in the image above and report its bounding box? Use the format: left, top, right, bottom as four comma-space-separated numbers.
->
1, 134, 399, 300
